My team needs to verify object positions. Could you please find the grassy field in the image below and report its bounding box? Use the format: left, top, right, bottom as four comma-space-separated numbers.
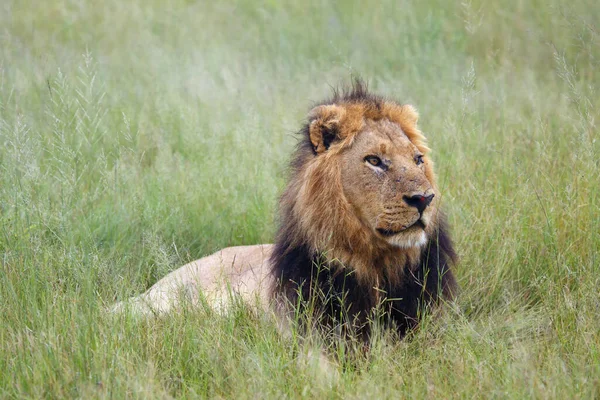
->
1, 0, 599, 397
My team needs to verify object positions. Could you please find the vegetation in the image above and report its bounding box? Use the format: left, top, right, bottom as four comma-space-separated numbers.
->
1, 0, 598, 397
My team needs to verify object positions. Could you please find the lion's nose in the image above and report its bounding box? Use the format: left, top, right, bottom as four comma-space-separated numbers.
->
403, 193, 434, 214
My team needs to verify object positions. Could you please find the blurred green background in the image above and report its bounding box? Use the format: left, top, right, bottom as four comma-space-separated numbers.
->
1, 0, 599, 397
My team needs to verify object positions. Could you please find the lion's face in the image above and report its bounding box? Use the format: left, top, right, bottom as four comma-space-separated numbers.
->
340, 119, 436, 249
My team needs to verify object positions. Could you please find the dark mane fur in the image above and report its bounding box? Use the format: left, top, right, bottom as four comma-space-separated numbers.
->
270, 80, 457, 339
271, 219, 457, 339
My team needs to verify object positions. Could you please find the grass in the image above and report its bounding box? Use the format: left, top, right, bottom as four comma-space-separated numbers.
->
1, 0, 599, 397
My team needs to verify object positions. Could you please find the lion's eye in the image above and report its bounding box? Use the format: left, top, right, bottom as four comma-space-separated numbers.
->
365, 155, 383, 167
415, 155, 424, 166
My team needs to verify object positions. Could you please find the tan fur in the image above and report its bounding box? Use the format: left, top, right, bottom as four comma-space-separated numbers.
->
114, 98, 440, 316
112, 245, 274, 315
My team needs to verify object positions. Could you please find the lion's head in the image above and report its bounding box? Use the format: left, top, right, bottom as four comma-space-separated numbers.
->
274, 81, 445, 286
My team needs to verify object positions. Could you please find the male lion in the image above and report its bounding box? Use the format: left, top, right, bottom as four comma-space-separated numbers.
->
115, 81, 457, 339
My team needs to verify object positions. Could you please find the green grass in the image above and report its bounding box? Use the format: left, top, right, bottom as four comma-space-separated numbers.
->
1, 0, 599, 397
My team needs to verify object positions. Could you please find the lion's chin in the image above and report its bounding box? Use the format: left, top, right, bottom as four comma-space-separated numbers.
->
385, 229, 427, 249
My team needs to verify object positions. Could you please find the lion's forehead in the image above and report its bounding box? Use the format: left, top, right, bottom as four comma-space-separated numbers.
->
354, 119, 417, 156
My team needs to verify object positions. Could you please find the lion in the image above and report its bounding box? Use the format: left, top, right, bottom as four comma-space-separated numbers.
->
114, 80, 457, 340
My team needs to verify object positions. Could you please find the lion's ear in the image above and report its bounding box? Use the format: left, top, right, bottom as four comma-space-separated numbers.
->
308, 105, 346, 153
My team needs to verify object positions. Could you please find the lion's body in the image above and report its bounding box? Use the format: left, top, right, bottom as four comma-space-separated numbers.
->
115, 81, 457, 339
112, 245, 275, 315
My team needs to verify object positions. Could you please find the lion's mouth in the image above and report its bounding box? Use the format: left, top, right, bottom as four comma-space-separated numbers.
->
376, 220, 425, 237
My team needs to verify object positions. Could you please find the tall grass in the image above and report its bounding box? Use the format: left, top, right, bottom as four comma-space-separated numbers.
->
1, 0, 599, 397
